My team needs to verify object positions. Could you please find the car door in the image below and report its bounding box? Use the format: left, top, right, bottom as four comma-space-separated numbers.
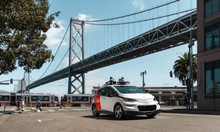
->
104, 87, 118, 112
97, 87, 106, 111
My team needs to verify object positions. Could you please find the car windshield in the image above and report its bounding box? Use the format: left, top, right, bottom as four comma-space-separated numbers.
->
115, 86, 146, 94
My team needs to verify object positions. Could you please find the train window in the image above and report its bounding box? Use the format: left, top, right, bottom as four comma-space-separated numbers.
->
17, 96, 22, 101
55, 97, 58, 101
81, 97, 88, 101
31, 96, 38, 101
0, 96, 9, 101
73, 97, 89, 101
63, 96, 67, 101
78, 97, 82, 101
72, 97, 78, 101
43, 96, 49, 101
38, 96, 43, 101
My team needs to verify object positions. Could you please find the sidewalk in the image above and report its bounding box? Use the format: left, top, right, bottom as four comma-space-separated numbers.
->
160, 106, 220, 115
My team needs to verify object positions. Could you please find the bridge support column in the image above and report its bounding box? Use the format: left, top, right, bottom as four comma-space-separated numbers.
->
68, 18, 85, 94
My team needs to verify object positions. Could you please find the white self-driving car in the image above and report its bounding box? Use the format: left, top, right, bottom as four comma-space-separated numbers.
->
91, 78, 160, 119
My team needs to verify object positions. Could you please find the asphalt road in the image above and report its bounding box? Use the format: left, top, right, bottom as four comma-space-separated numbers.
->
0, 109, 220, 132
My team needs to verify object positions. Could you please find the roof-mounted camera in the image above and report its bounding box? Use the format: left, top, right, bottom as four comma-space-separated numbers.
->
105, 77, 130, 85
117, 77, 130, 85
105, 77, 116, 85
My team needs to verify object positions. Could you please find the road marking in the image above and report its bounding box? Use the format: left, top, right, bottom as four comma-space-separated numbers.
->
37, 119, 42, 123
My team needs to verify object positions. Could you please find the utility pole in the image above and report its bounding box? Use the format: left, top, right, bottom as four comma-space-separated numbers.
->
140, 71, 147, 88
188, 28, 194, 109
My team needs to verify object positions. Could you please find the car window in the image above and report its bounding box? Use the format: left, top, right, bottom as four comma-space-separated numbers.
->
97, 88, 105, 96
106, 87, 118, 97
111, 88, 118, 96
115, 86, 146, 94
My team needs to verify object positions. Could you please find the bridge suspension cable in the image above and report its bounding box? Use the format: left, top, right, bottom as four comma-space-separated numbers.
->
39, 24, 70, 79
85, 0, 179, 22
85, 8, 196, 26
84, 0, 195, 58
53, 49, 69, 73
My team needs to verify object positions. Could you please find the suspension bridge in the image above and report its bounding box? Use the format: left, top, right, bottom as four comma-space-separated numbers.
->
21, 0, 197, 94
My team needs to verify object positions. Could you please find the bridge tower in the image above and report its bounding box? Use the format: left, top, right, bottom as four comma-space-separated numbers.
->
68, 18, 85, 94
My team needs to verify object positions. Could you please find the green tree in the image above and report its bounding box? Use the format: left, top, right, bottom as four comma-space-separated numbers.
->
173, 52, 197, 82
0, 0, 60, 75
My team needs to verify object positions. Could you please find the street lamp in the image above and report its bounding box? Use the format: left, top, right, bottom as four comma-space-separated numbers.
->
140, 71, 147, 88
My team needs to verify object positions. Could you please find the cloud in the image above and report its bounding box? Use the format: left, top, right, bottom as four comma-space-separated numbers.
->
45, 20, 68, 47
76, 13, 95, 21
132, 0, 145, 11
77, 14, 89, 21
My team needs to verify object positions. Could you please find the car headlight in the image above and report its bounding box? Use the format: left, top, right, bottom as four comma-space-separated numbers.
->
123, 98, 136, 102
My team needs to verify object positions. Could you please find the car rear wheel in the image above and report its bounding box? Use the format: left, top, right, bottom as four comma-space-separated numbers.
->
92, 104, 99, 117
114, 104, 124, 120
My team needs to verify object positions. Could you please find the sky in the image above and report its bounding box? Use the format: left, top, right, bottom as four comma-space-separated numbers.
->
0, 0, 197, 96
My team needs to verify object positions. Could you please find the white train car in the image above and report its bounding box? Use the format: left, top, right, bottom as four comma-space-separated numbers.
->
0, 92, 10, 106
63, 94, 94, 107
0, 92, 59, 107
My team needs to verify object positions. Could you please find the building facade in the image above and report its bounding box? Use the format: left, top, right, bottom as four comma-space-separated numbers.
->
197, 0, 220, 110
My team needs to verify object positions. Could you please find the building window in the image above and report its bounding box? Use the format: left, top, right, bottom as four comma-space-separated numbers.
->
205, 60, 220, 94
205, 24, 220, 51
205, 0, 220, 18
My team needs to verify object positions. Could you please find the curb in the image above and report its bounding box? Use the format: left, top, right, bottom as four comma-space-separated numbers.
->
160, 109, 220, 115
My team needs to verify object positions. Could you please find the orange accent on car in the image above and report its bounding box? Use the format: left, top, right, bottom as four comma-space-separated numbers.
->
94, 93, 101, 111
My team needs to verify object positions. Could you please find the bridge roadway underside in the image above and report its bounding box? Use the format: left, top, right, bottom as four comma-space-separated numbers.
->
26, 11, 197, 90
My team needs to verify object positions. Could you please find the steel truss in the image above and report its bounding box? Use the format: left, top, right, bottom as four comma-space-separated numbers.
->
68, 19, 85, 94
26, 11, 197, 90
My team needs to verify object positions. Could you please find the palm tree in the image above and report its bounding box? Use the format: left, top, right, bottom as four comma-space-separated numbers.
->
173, 52, 197, 83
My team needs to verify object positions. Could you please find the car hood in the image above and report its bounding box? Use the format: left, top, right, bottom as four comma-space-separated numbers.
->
120, 93, 154, 99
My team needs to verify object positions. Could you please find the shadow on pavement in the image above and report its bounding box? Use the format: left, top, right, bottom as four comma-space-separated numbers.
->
161, 109, 220, 115
0, 111, 15, 114
82, 114, 156, 121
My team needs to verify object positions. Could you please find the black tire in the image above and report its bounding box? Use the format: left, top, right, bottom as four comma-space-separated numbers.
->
92, 104, 99, 117
147, 113, 157, 118
114, 104, 124, 120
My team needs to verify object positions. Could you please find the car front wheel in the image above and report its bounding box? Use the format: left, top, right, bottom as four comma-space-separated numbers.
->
147, 113, 157, 118
114, 104, 124, 120
92, 104, 99, 117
